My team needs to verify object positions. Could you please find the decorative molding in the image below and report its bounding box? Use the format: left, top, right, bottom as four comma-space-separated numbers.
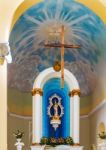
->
81, 99, 106, 119
88, 99, 106, 117
74, 143, 80, 146
69, 89, 81, 97
0, 43, 9, 56
8, 99, 106, 120
9, 112, 32, 120
31, 88, 43, 96
31, 143, 40, 146
33, 68, 79, 90
0, 42, 10, 65
80, 115, 89, 119
0, 57, 5, 65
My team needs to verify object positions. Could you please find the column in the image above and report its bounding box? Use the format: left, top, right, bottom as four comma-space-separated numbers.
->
0, 60, 7, 150
32, 88, 43, 144
0, 42, 11, 150
69, 92, 74, 137
71, 89, 80, 144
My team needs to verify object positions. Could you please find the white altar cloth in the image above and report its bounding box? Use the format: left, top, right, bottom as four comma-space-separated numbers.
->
31, 145, 83, 150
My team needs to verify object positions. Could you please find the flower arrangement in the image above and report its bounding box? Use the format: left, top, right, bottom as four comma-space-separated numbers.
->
40, 137, 74, 146
13, 130, 24, 139
57, 137, 65, 144
98, 132, 106, 139
41, 137, 49, 145
65, 137, 74, 145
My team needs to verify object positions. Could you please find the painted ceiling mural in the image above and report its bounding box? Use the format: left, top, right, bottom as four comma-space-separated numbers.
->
8, 0, 106, 115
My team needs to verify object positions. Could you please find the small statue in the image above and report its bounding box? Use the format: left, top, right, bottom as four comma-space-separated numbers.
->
47, 94, 64, 130
54, 101, 59, 117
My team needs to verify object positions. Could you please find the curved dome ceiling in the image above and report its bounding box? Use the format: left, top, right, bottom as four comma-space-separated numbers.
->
8, 0, 106, 96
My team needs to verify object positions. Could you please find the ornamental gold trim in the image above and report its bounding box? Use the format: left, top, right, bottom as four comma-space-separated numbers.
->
0, 57, 5, 65
53, 61, 61, 72
74, 143, 80, 146
69, 89, 81, 97
0, 43, 10, 65
31, 88, 43, 96
31, 143, 40, 146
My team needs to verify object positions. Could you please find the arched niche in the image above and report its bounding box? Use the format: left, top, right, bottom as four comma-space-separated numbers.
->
42, 78, 70, 138
32, 67, 80, 145
98, 122, 106, 133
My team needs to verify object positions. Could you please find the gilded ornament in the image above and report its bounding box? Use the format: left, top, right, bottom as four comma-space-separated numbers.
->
69, 89, 81, 97
31, 143, 40, 146
31, 88, 43, 96
53, 61, 61, 72
0, 57, 5, 65
0, 43, 10, 65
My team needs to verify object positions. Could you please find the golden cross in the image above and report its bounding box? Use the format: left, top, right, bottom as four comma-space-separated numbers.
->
61, 25, 65, 88
45, 25, 80, 88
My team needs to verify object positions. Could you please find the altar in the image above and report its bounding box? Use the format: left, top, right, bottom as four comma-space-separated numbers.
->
31, 145, 83, 150
31, 67, 83, 150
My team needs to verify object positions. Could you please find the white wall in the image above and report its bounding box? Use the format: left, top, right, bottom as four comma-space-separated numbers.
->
7, 113, 32, 150
0, 0, 24, 42
80, 100, 106, 150
0, 1, 25, 149
90, 100, 106, 149
80, 117, 90, 150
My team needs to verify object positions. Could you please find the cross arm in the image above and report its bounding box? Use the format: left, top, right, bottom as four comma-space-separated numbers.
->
44, 43, 80, 48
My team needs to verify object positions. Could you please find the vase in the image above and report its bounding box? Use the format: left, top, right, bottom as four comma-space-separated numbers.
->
17, 138, 22, 142
15, 138, 24, 150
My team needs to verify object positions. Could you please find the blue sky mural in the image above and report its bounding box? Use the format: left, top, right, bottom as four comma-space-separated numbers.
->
8, 0, 106, 96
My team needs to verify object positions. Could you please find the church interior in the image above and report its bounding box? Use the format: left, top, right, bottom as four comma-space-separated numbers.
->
0, 0, 106, 150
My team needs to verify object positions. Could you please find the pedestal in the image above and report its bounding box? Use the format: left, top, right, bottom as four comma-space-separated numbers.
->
32, 93, 42, 143
15, 138, 24, 150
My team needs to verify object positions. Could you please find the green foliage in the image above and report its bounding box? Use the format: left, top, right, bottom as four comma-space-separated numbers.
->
40, 137, 74, 146
65, 137, 74, 145
99, 132, 106, 139
57, 137, 65, 144
13, 130, 24, 139
40, 137, 49, 145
